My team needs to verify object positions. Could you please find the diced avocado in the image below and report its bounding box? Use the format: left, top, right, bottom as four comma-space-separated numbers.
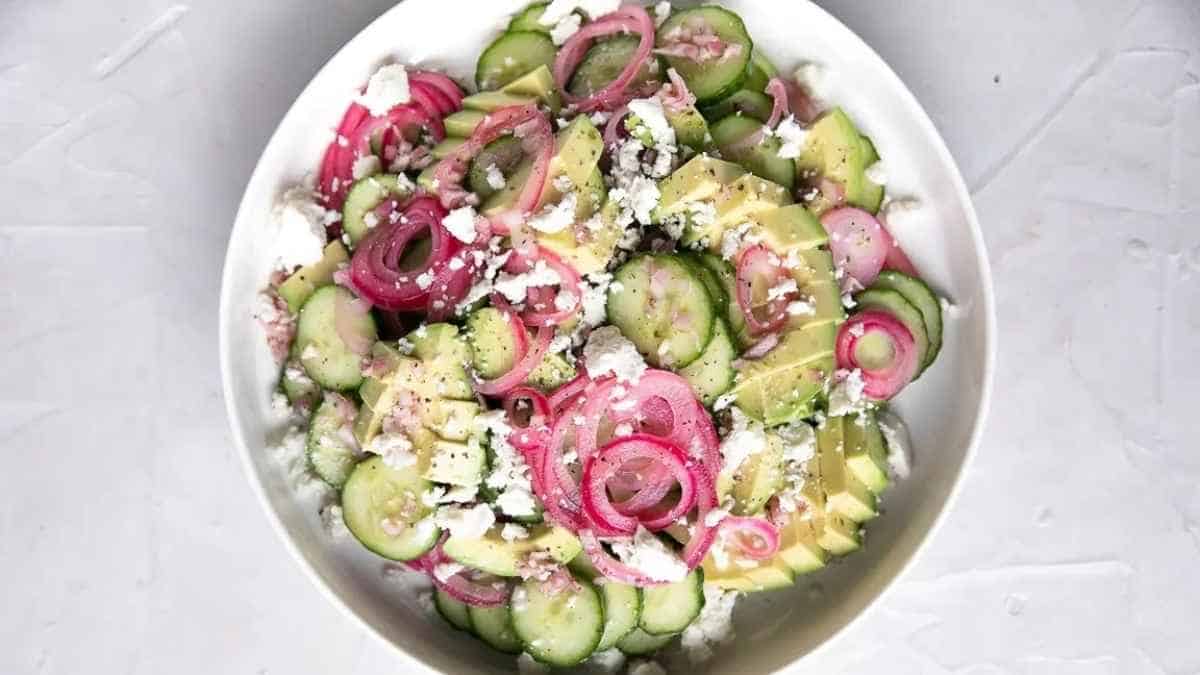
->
354, 343, 422, 447
423, 437, 486, 487
463, 91, 538, 113
431, 137, 465, 160
711, 173, 793, 231
443, 109, 486, 137
442, 524, 582, 577
536, 171, 621, 276
407, 323, 474, 400
718, 432, 785, 516
816, 511, 862, 555
702, 546, 795, 592
526, 352, 577, 391
844, 411, 890, 494
548, 116, 604, 190
420, 399, 481, 441
783, 249, 845, 330
277, 241, 349, 313
796, 454, 862, 555
776, 509, 828, 575
796, 108, 884, 215
501, 65, 561, 111
752, 204, 828, 254
731, 323, 836, 426
653, 154, 745, 222
817, 416, 878, 523
666, 105, 711, 152
744, 558, 796, 591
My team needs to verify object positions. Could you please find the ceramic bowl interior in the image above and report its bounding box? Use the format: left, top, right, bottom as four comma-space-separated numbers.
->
219, 1, 995, 672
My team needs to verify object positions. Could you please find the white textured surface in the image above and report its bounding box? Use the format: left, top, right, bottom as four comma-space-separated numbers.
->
0, 2, 1197, 675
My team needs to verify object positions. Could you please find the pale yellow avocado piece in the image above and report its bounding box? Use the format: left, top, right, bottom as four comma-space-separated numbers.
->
731, 323, 836, 426
654, 154, 744, 221
277, 240, 350, 313
717, 432, 786, 516
711, 173, 793, 230
353, 344, 422, 447
752, 204, 829, 254
776, 508, 829, 575
799, 454, 862, 556
844, 411, 891, 494
547, 115, 604, 189
430, 137, 466, 160
783, 249, 845, 330
462, 91, 538, 113
817, 417, 878, 523
442, 524, 582, 577
500, 65, 561, 111
443, 110, 485, 137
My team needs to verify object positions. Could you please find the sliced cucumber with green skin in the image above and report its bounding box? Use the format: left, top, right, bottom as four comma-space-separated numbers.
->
639, 568, 704, 635
507, 2, 551, 33
679, 318, 736, 406
280, 358, 322, 411
871, 271, 943, 371
469, 603, 523, 654
568, 36, 663, 99
710, 114, 796, 190
615, 627, 676, 655
510, 576, 604, 667
695, 252, 753, 349
854, 288, 931, 371
476, 31, 558, 91
742, 49, 779, 94
607, 254, 716, 369
434, 589, 473, 632
656, 6, 753, 103
295, 286, 378, 391
305, 395, 360, 489
680, 253, 728, 309
468, 136, 524, 202
596, 583, 642, 651
466, 307, 524, 379
700, 89, 774, 123
341, 456, 440, 561
342, 174, 413, 244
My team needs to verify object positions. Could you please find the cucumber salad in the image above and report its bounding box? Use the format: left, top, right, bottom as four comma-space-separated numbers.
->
256, 1, 942, 671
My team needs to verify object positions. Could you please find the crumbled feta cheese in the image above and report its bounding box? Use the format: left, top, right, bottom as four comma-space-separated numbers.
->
357, 64, 411, 116
865, 160, 888, 185
610, 526, 688, 582
787, 298, 816, 316
712, 392, 737, 411
876, 409, 912, 479
794, 62, 830, 101
538, 0, 619, 24
496, 488, 539, 518
583, 326, 648, 383
653, 0, 672, 26
827, 368, 870, 418
476, 410, 540, 518
627, 659, 668, 675
777, 422, 817, 465
433, 561, 464, 583
775, 115, 808, 159
501, 523, 530, 542
841, 292, 857, 309
719, 407, 768, 475
484, 164, 507, 190
767, 278, 798, 302
442, 206, 479, 244
680, 586, 738, 664
434, 503, 495, 540
366, 433, 417, 469
352, 154, 381, 180
415, 270, 435, 290
494, 260, 561, 304
613, 422, 634, 437
272, 186, 328, 269
628, 98, 676, 148
719, 221, 755, 260
549, 12, 582, 45
528, 192, 578, 233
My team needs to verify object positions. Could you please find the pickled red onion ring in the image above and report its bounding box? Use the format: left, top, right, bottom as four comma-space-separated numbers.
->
554, 5, 656, 112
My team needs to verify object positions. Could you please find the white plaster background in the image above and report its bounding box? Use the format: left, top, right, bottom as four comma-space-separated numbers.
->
0, 1, 1197, 673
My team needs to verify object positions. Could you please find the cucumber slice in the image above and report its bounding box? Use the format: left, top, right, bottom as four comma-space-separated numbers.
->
639, 568, 704, 635
469, 603, 524, 654
466, 307, 523, 379
341, 456, 440, 561
278, 240, 350, 313
597, 583, 642, 651
342, 174, 414, 244
871, 271, 943, 371
280, 358, 322, 411
656, 7, 753, 103
694, 252, 752, 349
507, 2, 551, 33
434, 589, 473, 632
510, 576, 604, 667
615, 627, 676, 656
305, 395, 360, 489
295, 286, 378, 391
679, 318, 736, 406
606, 254, 716, 369
854, 288, 930, 372
476, 31, 558, 91
700, 89, 774, 124
680, 253, 728, 308
710, 114, 796, 190
742, 49, 779, 94
468, 136, 525, 202
568, 36, 662, 99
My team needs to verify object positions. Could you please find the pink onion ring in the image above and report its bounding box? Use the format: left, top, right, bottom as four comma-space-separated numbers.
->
547, 373, 592, 414
735, 245, 793, 335
679, 459, 719, 569
475, 324, 553, 397
503, 386, 553, 429
581, 434, 697, 535
425, 248, 483, 321
408, 544, 509, 607
348, 196, 459, 311
409, 70, 465, 111
554, 5, 656, 112
764, 77, 790, 128
821, 207, 890, 289
719, 516, 781, 561
578, 529, 662, 586
835, 310, 920, 400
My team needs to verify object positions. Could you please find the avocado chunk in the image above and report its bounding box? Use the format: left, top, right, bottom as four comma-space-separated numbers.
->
717, 430, 785, 516
817, 416, 878, 523
442, 524, 582, 577
463, 66, 561, 114
731, 323, 836, 426
443, 110, 485, 137
781, 248, 845, 331
463, 91, 540, 114
752, 204, 828, 253
796, 454, 862, 556
430, 137, 466, 161
776, 508, 828, 575
796, 108, 884, 215
844, 411, 890, 494
653, 154, 745, 222
277, 240, 349, 313
665, 105, 712, 152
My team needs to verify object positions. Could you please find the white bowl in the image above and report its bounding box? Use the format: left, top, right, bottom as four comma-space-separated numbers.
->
219, 1, 996, 672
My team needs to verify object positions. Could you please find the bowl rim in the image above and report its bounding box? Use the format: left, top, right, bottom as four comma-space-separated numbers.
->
218, 1, 997, 672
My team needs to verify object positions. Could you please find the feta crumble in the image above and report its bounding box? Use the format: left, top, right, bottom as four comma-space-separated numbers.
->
366, 432, 417, 470
680, 586, 738, 664
357, 64, 411, 116
610, 526, 688, 582
583, 326, 648, 383
653, 1, 672, 26
774, 115, 808, 159
548, 12, 582, 45
719, 407, 768, 475
434, 503, 495, 540
272, 186, 328, 269
442, 206, 480, 244
352, 154, 381, 180
494, 260, 561, 304
827, 368, 870, 418
484, 163, 507, 190
528, 192, 578, 234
